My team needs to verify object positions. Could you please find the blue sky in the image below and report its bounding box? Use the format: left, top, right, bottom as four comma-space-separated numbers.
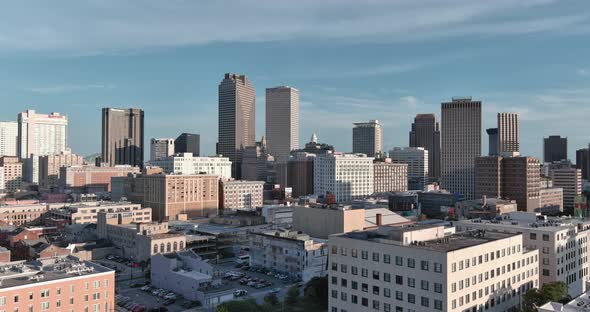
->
0, 0, 589, 159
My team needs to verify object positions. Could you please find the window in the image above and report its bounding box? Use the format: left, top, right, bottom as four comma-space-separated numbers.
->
341, 247, 347, 256
421, 280, 429, 291
41, 302, 50, 311
434, 299, 443, 310
40, 289, 49, 298
362, 283, 368, 292
0, 296, 5, 306
395, 275, 403, 285
384, 254, 391, 264
361, 250, 368, 259
434, 262, 442, 273
543, 234, 550, 241
352, 249, 358, 258
93, 281, 100, 289
373, 270, 380, 280
408, 293, 415, 304
352, 281, 358, 290
341, 264, 348, 273
373, 252, 380, 262
434, 283, 442, 293
362, 298, 368, 307
384, 273, 391, 282
408, 277, 415, 288
421, 260, 429, 271
373, 300, 380, 310
331, 263, 338, 271
373, 286, 380, 295
395, 256, 403, 265
351, 266, 358, 275
451, 262, 456, 272
395, 291, 403, 300
384, 303, 391, 312
384, 288, 391, 298
352, 295, 358, 304
408, 258, 415, 268
421, 297, 429, 307
331, 290, 338, 298
341, 279, 347, 287
361, 268, 368, 277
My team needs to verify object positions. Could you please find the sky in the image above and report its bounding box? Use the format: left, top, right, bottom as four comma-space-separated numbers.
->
0, 0, 589, 160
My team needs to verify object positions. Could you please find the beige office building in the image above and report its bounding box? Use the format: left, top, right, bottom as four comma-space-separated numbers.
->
353, 120, 382, 157
266, 86, 299, 163
549, 168, 582, 213
0, 156, 23, 192
39, 150, 85, 189
218, 73, 256, 178
539, 187, 563, 214
329, 224, 539, 312
150, 138, 175, 161
497, 113, 519, 154
441, 97, 482, 200
17, 110, 68, 159
150, 153, 232, 179
373, 158, 408, 193
457, 212, 590, 297
314, 153, 374, 202
101, 107, 144, 168
0, 203, 48, 226
47, 201, 151, 224
123, 173, 219, 220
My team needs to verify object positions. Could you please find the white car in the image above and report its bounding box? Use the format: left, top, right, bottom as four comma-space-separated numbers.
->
234, 289, 248, 297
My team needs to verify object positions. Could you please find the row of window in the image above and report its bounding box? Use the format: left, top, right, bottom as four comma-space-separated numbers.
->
451, 245, 525, 273
331, 290, 443, 311
330, 247, 443, 273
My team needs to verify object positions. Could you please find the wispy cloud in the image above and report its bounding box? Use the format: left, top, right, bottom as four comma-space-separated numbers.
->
26, 84, 114, 94
0, 1, 587, 53
577, 68, 589, 76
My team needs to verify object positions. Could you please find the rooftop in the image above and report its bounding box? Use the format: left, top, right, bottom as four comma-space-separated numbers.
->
0, 257, 112, 289
340, 225, 517, 253
458, 212, 590, 232
539, 289, 590, 311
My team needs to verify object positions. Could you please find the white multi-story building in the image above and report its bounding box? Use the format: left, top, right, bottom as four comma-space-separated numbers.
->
456, 211, 590, 296
150, 138, 175, 161
18, 109, 68, 159
314, 152, 374, 203
390, 147, 428, 191
151, 153, 232, 179
266, 86, 299, 163
0, 121, 18, 157
250, 229, 328, 282
329, 224, 538, 312
219, 180, 264, 210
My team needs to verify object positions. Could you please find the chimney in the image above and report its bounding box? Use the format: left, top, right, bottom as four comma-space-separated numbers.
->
376, 213, 382, 226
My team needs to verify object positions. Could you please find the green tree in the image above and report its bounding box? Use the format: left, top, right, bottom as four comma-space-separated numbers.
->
216, 299, 260, 312
303, 276, 328, 308
284, 286, 300, 311
264, 293, 280, 306
523, 282, 568, 312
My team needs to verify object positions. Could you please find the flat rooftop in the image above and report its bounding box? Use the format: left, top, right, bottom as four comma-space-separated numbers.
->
539, 289, 590, 311
457, 212, 590, 233
341, 225, 517, 253
0, 257, 113, 289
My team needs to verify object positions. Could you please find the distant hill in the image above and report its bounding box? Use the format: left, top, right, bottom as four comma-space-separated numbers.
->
84, 152, 101, 164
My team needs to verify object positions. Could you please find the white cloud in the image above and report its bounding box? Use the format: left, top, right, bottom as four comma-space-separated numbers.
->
0, 0, 586, 53
26, 84, 114, 94
577, 68, 589, 76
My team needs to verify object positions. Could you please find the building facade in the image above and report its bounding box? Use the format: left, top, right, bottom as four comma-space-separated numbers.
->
441, 97, 482, 200
576, 148, 589, 180
0, 257, 115, 312
174, 133, 200, 156
0, 156, 23, 192
101, 107, 144, 168
390, 147, 428, 191
373, 158, 408, 193
549, 168, 582, 213
314, 153, 374, 203
353, 120, 382, 157
328, 224, 539, 312
150, 138, 175, 161
217, 73, 256, 178
287, 152, 315, 198
497, 112, 520, 154
59, 165, 140, 193
266, 86, 299, 163
39, 150, 85, 189
17, 110, 68, 159
544, 135, 568, 163
409, 113, 441, 179
486, 128, 498, 156
0, 203, 48, 226
47, 202, 151, 225
219, 180, 264, 210
249, 229, 328, 283
0, 121, 18, 157
150, 153, 232, 179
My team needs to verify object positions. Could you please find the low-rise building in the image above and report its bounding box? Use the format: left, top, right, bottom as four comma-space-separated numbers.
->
456, 212, 590, 296
539, 187, 564, 214
39, 150, 85, 190
418, 190, 464, 219
0, 203, 49, 226
97, 211, 186, 262
0, 257, 115, 312
388, 192, 419, 213
456, 196, 518, 219
219, 180, 264, 211
60, 165, 140, 193
46, 201, 151, 224
292, 205, 411, 239
262, 204, 294, 227
328, 224, 539, 312
150, 153, 232, 179
249, 229, 328, 282
539, 288, 590, 311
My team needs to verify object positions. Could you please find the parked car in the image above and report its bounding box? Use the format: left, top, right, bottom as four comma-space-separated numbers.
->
270, 287, 281, 294
234, 289, 248, 297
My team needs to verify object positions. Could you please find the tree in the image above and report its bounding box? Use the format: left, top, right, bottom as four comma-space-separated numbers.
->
304, 276, 328, 308
523, 282, 568, 312
216, 299, 260, 312
284, 285, 300, 310
264, 293, 280, 306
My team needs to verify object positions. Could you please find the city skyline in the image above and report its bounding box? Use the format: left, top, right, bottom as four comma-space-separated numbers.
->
0, 1, 589, 160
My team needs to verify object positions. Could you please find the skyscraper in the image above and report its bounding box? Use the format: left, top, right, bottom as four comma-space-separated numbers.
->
352, 120, 382, 157
174, 133, 200, 156
441, 97, 482, 199
486, 128, 498, 156
544, 135, 568, 163
265, 86, 299, 163
576, 148, 589, 180
409, 113, 441, 178
150, 138, 175, 161
101, 108, 144, 168
0, 121, 18, 157
218, 73, 256, 178
17, 110, 68, 159
497, 112, 519, 154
